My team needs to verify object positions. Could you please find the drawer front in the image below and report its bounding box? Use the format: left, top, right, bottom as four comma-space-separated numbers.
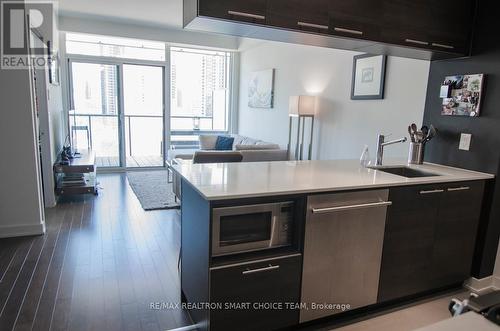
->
210, 254, 301, 331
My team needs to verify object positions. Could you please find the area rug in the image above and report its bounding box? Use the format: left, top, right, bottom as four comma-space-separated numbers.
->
127, 170, 180, 211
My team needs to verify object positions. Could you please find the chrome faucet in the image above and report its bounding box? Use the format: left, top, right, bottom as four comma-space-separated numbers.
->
375, 134, 407, 166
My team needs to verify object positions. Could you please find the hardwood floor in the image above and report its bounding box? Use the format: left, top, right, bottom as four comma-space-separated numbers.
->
0, 174, 192, 331
95, 156, 163, 168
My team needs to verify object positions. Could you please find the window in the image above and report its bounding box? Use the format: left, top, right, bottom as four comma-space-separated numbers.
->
65, 33, 234, 165
170, 47, 231, 134
66, 33, 166, 61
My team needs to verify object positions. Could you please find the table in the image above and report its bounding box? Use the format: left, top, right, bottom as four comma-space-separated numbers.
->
53, 150, 98, 196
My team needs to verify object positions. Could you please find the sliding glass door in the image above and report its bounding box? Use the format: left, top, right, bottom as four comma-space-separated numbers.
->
69, 61, 166, 169
123, 64, 164, 168
65, 33, 235, 170
69, 62, 121, 167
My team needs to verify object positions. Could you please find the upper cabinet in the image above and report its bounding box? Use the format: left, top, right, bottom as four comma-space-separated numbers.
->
184, 0, 478, 60
198, 0, 267, 23
428, 0, 476, 54
382, 0, 475, 55
267, 0, 329, 33
328, 0, 383, 42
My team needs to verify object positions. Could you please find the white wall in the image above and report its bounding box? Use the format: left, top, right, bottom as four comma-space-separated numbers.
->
0, 64, 45, 238
237, 39, 430, 160
59, 14, 240, 50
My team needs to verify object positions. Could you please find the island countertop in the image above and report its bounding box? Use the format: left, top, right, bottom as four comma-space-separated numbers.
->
173, 159, 494, 201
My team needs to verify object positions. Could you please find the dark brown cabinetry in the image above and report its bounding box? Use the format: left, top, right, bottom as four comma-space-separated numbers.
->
267, 0, 329, 34
378, 181, 485, 302
185, 0, 478, 60
382, 0, 475, 55
209, 254, 301, 331
198, 0, 267, 23
328, 0, 383, 41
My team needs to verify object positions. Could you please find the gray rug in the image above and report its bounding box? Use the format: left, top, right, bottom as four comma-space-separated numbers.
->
127, 170, 180, 211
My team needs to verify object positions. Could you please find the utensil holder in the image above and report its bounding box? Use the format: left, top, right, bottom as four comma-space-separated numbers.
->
408, 142, 425, 164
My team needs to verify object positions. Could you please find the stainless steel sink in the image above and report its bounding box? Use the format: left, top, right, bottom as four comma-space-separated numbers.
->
371, 166, 440, 178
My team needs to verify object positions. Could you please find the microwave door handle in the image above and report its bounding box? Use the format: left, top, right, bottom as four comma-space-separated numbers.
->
269, 215, 278, 246
219, 238, 255, 245
219, 234, 269, 246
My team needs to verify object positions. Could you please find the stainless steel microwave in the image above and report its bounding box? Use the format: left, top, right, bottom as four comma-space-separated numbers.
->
212, 201, 294, 257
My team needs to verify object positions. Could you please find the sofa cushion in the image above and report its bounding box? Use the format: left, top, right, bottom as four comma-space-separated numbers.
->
199, 135, 218, 150
235, 144, 280, 150
232, 135, 257, 147
215, 136, 235, 150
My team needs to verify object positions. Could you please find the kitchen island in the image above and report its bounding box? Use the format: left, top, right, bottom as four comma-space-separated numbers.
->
174, 160, 494, 331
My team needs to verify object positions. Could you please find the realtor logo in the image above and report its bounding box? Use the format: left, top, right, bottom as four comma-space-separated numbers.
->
1, 0, 54, 69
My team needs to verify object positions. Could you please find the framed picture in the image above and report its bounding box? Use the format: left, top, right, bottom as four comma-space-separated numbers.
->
351, 54, 387, 100
441, 74, 484, 117
248, 68, 275, 108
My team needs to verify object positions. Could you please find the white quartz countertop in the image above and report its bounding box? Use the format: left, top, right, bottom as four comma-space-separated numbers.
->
173, 159, 494, 201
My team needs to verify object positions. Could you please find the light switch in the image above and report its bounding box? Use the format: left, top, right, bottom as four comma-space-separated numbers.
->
459, 133, 472, 151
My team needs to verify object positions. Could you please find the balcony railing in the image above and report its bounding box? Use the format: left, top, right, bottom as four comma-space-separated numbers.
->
69, 113, 227, 167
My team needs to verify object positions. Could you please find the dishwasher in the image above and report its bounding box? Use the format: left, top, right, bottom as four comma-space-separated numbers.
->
300, 189, 391, 322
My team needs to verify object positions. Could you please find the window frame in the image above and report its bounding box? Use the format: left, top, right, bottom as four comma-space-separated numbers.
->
62, 32, 237, 171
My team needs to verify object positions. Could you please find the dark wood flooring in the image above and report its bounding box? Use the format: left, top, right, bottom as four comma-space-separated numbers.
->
0, 174, 192, 331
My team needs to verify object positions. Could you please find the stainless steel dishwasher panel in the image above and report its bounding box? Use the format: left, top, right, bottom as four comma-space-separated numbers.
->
300, 189, 390, 322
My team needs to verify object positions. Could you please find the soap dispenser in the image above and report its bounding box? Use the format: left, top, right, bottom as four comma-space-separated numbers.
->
360, 145, 371, 168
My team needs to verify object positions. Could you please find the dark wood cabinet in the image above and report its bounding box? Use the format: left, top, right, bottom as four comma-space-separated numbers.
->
381, 0, 475, 54
378, 183, 441, 302
210, 254, 301, 331
267, 0, 329, 34
328, 0, 383, 41
427, 0, 476, 54
378, 181, 485, 302
198, 0, 268, 23
185, 0, 478, 60
430, 181, 485, 288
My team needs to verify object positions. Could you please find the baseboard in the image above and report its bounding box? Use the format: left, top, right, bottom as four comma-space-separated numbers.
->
464, 276, 498, 293
492, 276, 500, 289
0, 223, 45, 238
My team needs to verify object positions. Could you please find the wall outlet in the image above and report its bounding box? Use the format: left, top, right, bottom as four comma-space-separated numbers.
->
459, 133, 472, 151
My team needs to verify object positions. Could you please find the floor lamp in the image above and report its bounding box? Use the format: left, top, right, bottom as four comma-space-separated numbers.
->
288, 96, 317, 160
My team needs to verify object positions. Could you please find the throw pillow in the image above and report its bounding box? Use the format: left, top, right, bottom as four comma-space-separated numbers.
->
215, 136, 234, 150
199, 135, 218, 150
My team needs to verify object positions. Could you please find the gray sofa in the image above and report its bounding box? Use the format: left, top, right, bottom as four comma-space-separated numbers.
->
168, 134, 288, 200
197, 134, 288, 162
168, 134, 288, 162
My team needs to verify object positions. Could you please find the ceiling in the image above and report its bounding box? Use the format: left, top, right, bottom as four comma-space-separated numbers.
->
58, 0, 184, 29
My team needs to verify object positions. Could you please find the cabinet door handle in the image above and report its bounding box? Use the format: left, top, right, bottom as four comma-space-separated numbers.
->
334, 27, 363, 35
405, 39, 429, 46
419, 189, 444, 194
447, 186, 470, 192
242, 264, 280, 275
312, 201, 392, 214
227, 10, 265, 20
297, 21, 329, 30
432, 43, 455, 50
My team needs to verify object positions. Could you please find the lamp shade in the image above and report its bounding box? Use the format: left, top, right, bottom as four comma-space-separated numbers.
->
289, 95, 316, 116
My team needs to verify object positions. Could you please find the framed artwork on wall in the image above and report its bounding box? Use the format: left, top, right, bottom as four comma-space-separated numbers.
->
248, 68, 275, 109
351, 54, 387, 100
440, 74, 485, 117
